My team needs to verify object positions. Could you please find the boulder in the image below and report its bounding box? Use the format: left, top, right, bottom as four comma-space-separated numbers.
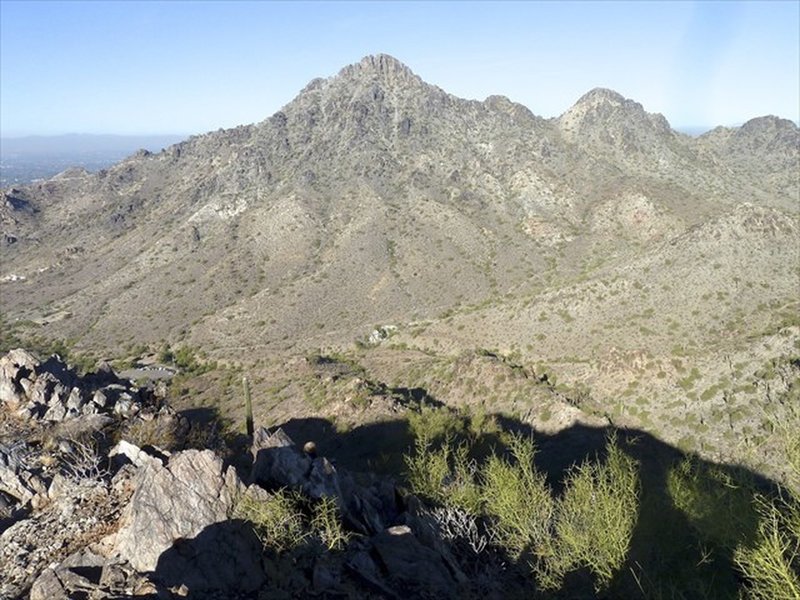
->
371, 524, 464, 599
0, 349, 153, 424
0, 348, 39, 407
109, 439, 169, 469
113, 449, 264, 593
250, 427, 399, 535
250, 426, 314, 489
0, 442, 47, 506
29, 549, 156, 600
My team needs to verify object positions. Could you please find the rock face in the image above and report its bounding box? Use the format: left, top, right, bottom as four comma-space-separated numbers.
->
371, 524, 465, 598
0, 348, 149, 422
0, 471, 135, 600
116, 449, 267, 594
0, 441, 47, 508
114, 450, 243, 572
250, 426, 401, 535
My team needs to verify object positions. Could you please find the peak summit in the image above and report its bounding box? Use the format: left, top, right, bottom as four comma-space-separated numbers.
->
558, 87, 672, 144
357, 54, 411, 73
574, 87, 628, 107
336, 54, 418, 82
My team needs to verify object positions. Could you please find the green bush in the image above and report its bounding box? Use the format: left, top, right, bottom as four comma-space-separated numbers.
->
404, 435, 452, 504
232, 488, 308, 553
407, 404, 466, 445
667, 457, 758, 550
311, 495, 350, 551
481, 433, 553, 558
537, 434, 639, 592
735, 493, 800, 600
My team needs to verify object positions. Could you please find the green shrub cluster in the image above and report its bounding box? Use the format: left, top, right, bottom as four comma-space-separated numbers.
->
735, 493, 800, 600
404, 423, 800, 598
232, 488, 350, 555
159, 343, 217, 375
405, 430, 637, 593
536, 436, 638, 592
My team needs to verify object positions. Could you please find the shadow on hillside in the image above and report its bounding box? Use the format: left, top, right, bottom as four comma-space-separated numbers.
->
277, 414, 771, 598
153, 411, 775, 598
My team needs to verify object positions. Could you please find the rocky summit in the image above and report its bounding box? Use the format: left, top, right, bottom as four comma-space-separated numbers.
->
0, 55, 798, 598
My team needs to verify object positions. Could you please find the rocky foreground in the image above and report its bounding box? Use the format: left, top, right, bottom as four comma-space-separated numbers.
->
0, 349, 470, 600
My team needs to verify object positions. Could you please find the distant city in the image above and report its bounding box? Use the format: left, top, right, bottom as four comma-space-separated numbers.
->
0, 134, 187, 186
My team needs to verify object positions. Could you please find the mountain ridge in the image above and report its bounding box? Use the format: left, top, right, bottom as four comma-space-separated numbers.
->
0, 53, 797, 484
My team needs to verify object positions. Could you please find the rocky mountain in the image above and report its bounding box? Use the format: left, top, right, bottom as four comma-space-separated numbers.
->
1, 54, 798, 483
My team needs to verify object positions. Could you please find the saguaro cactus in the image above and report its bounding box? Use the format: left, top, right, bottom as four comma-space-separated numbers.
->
243, 376, 254, 437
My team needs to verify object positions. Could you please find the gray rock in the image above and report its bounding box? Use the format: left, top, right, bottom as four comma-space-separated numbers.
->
29, 548, 156, 600
109, 439, 169, 469
250, 428, 399, 535
372, 524, 464, 598
43, 398, 67, 422
250, 427, 312, 489
113, 448, 259, 596
112, 392, 139, 417
28, 566, 68, 600
346, 550, 400, 599
50, 413, 114, 442
92, 389, 108, 407
252, 425, 294, 452
19, 375, 34, 397
0, 348, 39, 407
153, 518, 266, 594
0, 442, 47, 505
65, 386, 84, 411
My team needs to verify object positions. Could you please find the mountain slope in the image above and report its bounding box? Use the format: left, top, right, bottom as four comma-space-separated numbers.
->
1, 53, 798, 485
3, 55, 796, 357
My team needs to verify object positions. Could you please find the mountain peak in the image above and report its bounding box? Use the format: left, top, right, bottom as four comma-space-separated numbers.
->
358, 53, 410, 73
573, 87, 628, 108
738, 115, 798, 135
336, 54, 419, 83
558, 87, 672, 143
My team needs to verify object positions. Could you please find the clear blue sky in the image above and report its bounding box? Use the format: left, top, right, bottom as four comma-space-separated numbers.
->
1, 0, 798, 136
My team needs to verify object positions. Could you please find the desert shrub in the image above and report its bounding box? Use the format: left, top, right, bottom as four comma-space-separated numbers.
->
774, 397, 800, 495
735, 493, 800, 600
158, 344, 215, 375
432, 505, 489, 555
232, 488, 308, 553
447, 443, 483, 513
122, 416, 184, 451
311, 495, 350, 551
405, 435, 452, 504
407, 404, 466, 445
667, 456, 758, 550
60, 437, 108, 483
481, 433, 553, 558
466, 406, 500, 441
537, 434, 639, 592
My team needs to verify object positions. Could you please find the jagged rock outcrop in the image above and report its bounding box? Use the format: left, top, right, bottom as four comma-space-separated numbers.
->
0, 441, 47, 509
250, 426, 401, 535
111, 449, 266, 594
0, 347, 478, 599
0, 348, 148, 421
114, 450, 242, 571
0, 469, 135, 599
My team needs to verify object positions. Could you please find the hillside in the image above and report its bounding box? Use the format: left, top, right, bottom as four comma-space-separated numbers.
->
1, 53, 798, 484
1, 349, 798, 599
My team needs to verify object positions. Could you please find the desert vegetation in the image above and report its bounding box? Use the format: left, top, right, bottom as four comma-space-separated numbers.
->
398, 406, 800, 598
